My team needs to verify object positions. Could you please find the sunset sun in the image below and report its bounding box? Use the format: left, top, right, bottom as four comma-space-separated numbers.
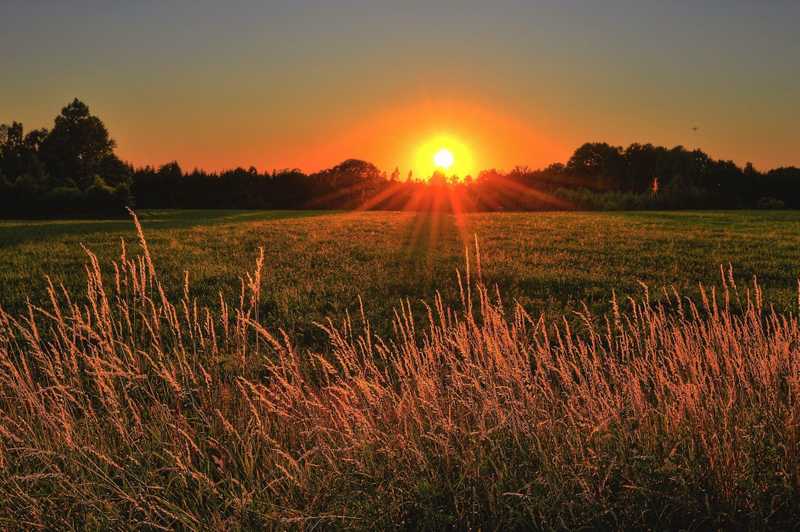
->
433, 148, 454, 170
413, 134, 475, 179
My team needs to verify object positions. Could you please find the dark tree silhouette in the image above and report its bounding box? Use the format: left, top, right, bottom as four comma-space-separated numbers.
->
2, 98, 800, 217
39, 99, 120, 189
1, 99, 132, 216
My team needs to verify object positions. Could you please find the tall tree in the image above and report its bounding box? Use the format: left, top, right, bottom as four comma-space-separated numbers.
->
566, 142, 626, 189
39, 98, 121, 189
0, 121, 49, 186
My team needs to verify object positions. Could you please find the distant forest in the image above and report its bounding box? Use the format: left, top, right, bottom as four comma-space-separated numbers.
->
2, 99, 799, 216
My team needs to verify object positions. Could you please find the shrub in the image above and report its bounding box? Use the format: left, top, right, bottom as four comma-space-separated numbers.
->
756, 196, 785, 209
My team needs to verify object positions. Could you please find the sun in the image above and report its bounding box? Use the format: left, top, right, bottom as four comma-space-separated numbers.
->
433, 148, 454, 170
413, 134, 475, 180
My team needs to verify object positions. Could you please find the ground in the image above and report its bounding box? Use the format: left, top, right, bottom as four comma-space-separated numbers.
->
4, 209, 800, 529
2, 209, 799, 348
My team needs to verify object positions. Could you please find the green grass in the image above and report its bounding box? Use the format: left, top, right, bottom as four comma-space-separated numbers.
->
3, 209, 800, 349
4, 209, 800, 529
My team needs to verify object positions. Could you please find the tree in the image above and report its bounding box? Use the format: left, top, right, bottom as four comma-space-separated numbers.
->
39, 98, 119, 189
566, 142, 626, 189
0, 122, 47, 181
0, 99, 135, 215
157, 161, 183, 181
320, 159, 383, 182
429, 170, 447, 186
623, 143, 659, 192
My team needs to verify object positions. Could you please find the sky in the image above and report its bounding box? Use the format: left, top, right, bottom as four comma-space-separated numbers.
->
1, 0, 798, 175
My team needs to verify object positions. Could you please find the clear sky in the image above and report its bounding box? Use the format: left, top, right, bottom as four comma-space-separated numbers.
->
2, 0, 798, 175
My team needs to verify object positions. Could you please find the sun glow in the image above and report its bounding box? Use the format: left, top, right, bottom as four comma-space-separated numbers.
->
413, 134, 475, 180
433, 148, 454, 170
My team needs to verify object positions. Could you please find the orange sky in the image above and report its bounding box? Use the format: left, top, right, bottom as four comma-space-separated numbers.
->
101, 94, 572, 177
271, 99, 568, 178
3, 2, 798, 175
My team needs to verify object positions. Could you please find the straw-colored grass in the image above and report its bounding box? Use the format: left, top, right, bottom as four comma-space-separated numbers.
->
1, 212, 799, 529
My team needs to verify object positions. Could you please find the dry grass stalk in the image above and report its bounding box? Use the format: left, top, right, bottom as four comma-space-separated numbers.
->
0, 213, 799, 529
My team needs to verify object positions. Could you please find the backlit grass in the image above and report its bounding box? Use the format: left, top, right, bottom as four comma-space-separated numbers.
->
2, 209, 800, 350
1, 211, 799, 528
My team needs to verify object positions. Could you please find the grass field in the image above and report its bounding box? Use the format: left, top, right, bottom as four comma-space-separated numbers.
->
3, 209, 800, 529
3, 209, 800, 349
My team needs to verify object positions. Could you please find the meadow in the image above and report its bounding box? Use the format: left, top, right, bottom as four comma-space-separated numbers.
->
2, 209, 800, 529
3, 209, 800, 350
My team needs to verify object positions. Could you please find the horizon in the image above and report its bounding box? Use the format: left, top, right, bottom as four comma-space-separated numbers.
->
120, 135, 797, 178
2, 1, 798, 175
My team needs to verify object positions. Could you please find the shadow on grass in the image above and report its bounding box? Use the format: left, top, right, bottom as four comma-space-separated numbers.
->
0, 209, 336, 246
616, 209, 800, 228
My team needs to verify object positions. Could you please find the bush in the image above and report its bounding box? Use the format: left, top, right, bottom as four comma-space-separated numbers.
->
85, 175, 130, 214
45, 185, 85, 204
756, 196, 785, 209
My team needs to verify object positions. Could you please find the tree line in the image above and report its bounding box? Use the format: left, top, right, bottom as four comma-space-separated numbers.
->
1, 99, 132, 216
2, 99, 799, 216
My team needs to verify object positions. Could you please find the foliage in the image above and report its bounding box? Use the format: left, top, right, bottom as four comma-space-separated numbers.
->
4, 100, 800, 216
0, 99, 131, 216
128, 142, 800, 213
756, 196, 785, 210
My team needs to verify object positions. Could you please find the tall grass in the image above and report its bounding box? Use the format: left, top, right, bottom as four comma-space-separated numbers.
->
1, 213, 799, 529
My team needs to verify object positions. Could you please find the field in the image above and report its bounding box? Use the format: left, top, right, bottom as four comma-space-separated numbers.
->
2, 209, 800, 529
3, 209, 800, 350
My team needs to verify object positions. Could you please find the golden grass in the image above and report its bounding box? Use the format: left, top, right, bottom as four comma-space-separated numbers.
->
1, 212, 799, 529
